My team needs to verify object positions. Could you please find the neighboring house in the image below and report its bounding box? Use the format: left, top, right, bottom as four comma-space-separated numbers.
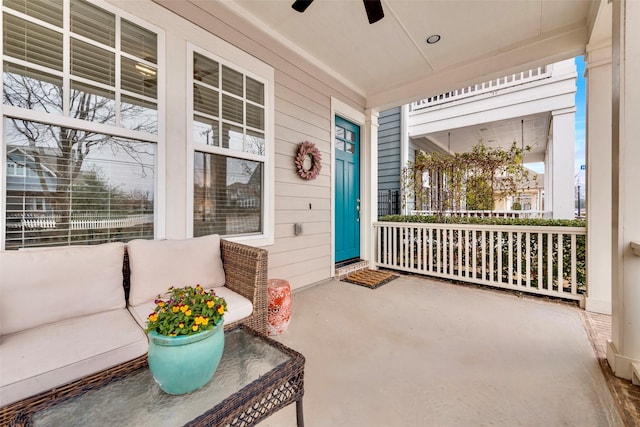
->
5, 147, 57, 216
377, 107, 402, 216
0, 0, 637, 382
378, 60, 575, 219
494, 170, 544, 212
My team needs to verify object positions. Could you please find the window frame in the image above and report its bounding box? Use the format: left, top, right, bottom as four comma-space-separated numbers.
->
186, 43, 274, 246
0, 0, 166, 249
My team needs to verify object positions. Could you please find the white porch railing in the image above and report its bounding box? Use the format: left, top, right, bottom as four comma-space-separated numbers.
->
374, 221, 586, 304
410, 210, 551, 219
410, 66, 551, 111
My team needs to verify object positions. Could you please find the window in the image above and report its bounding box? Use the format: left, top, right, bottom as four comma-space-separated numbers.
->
190, 48, 271, 240
2, 0, 160, 249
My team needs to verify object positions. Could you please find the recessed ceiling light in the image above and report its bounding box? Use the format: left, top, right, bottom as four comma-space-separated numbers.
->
426, 34, 441, 44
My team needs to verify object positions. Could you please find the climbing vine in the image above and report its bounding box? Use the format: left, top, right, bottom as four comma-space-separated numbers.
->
402, 141, 533, 216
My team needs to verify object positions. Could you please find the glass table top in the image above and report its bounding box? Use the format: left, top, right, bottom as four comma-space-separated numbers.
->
33, 327, 292, 427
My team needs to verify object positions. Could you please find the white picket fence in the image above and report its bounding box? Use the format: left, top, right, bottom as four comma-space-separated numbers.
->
374, 221, 586, 304
7, 213, 153, 230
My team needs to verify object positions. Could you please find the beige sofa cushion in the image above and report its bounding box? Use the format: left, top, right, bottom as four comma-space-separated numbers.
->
0, 242, 126, 336
127, 235, 226, 307
128, 285, 253, 330
0, 308, 148, 407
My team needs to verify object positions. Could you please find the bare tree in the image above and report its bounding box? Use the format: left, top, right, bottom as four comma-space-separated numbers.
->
4, 70, 155, 243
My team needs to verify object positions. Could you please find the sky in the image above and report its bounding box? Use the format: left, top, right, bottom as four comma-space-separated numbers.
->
525, 56, 586, 181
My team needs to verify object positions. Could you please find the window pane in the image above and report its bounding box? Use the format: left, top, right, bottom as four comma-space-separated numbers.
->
194, 53, 218, 87
246, 77, 264, 105
221, 65, 242, 97
70, 80, 115, 125
4, 0, 63, 27
70, 0, 115, 47
194, 83, 218, 117
221, 94, 242, 124
121, 19, 157, 63
3, 63, 63, 113
121, 94, 157, 134
246, 103, 264, 130
5, 119, 155, 249
121, 56, 157, 99
193, 151, 262, 237
193, 115, 219, 146
71, 38, 115, 86
246, 130, 265, 155
222, 123, 243, 151
3, 14, 63, 71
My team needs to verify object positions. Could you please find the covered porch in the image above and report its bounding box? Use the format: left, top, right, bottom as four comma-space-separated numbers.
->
262, 275, 628, 426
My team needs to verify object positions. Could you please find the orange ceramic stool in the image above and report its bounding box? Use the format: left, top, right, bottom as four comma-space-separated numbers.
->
267, 279, 292, 336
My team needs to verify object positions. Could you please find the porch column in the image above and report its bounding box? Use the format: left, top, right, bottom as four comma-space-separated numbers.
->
550, 108, 576, 219
362, 109, 379, 268
400, 104, 410, 215
585, 44, 613, 314
608, 0, 640, 384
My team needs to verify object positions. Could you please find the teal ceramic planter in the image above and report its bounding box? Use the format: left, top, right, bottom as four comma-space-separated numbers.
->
147, 319, 224, 395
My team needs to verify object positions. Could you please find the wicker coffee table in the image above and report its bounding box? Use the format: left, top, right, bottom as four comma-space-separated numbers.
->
11, 325, 305, 427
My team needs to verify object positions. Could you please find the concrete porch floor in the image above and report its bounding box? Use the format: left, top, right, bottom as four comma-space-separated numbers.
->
259, 274, 625, 427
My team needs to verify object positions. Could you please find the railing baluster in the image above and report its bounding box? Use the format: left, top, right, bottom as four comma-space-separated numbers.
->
508, 232, 514, 286
497, 231, 503, 283
547, 233, 553, 292
481, 230, 487, 281
538, 232, 544, 290
517, 231, 522, 287
457, 229, 463, 279
489, 230, 494, 282
472, 230, 477, 280
525, 232, 531, 289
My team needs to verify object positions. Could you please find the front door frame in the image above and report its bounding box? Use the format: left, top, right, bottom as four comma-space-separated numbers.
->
330, 97, 378, 277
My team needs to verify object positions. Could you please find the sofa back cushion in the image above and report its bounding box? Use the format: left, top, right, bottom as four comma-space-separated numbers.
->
127, 234, 226, 307
0, 242, 126, 336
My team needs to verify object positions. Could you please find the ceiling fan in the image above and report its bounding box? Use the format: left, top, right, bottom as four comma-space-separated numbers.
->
292, 0, 384, 24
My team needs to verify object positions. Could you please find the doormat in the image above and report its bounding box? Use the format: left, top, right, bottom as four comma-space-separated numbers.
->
341, 269, 398, 289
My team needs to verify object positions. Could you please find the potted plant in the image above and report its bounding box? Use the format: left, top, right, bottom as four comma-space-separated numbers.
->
145, 285, 227, 395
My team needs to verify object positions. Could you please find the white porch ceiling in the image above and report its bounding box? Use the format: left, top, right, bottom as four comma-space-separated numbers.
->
221, 0, 598, 109
413, 113, 550, 163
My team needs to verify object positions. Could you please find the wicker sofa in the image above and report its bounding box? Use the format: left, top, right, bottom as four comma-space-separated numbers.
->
0, 235, 268, 424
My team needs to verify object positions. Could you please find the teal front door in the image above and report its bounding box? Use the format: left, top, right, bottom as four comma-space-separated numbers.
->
335, 116, 360, 263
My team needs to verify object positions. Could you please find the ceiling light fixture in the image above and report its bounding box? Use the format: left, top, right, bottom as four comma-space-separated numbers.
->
426, 34, 441, 44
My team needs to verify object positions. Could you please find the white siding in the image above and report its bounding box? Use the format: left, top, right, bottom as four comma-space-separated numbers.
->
113, 0, 366, 290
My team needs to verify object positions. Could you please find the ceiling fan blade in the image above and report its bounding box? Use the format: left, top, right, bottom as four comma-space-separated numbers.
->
292, 0, 313, 13
363, 0, 384, 24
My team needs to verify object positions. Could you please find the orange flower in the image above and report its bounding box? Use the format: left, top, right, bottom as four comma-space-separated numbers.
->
172, 306, 179, 313
217, 306, 225, 315
206, 300, 214, 308
148, 313, 158, 322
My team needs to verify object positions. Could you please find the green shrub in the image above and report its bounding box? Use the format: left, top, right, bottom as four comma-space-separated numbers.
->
379, 215, 585, 228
